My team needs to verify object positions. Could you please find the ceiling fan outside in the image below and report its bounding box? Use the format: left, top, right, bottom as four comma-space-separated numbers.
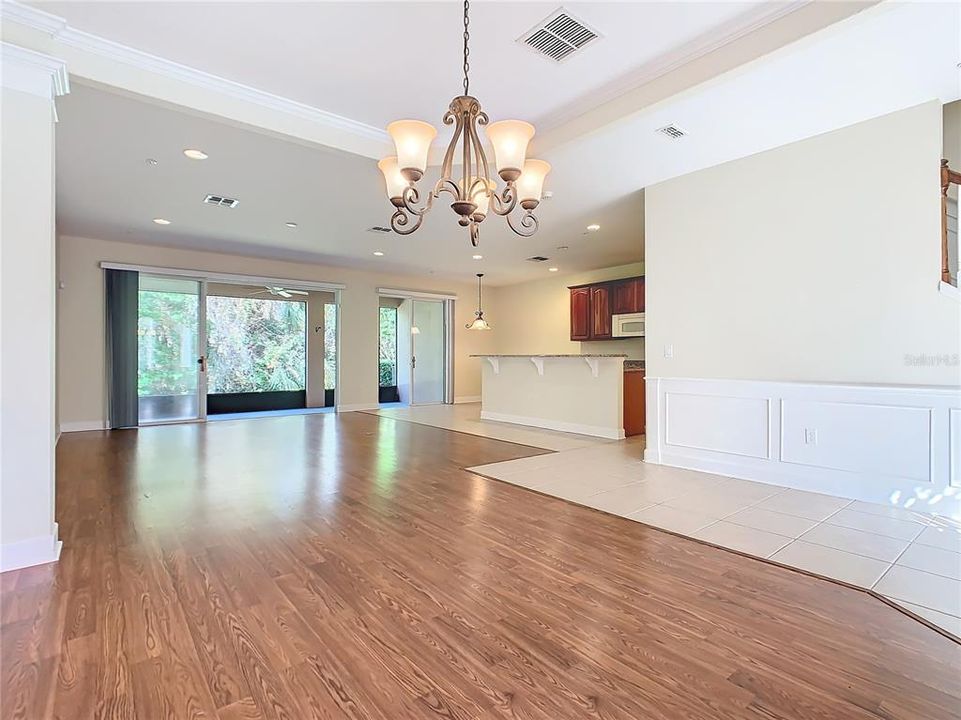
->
249, 285, 309, 299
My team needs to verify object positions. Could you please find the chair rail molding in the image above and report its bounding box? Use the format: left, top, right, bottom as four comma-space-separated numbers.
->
645, 376, 961, 518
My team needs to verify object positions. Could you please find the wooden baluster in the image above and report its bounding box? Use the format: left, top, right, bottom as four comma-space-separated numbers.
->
941, 159, 961, 285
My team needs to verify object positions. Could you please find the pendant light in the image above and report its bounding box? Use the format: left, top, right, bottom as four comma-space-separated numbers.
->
466, 273, 491, 330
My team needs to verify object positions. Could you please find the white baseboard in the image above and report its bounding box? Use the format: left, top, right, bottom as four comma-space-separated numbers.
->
645, 377, 961, 519
59, 420, 107, 433
0, 523, 62, 573
480, 410, 625, 440
336, 403, 381, 413
454, 395, 481, 404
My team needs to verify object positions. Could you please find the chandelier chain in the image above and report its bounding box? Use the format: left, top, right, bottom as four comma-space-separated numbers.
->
462, 0, 470, 95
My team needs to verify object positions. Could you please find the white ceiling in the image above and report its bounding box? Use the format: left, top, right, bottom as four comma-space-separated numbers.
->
55, 83, 645, 284
34, 1, 797, 132
42, 1, 961, 285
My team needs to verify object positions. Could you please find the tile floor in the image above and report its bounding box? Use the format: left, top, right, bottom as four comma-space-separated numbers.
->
371, 402, 607, 452
469, 443, 961, 637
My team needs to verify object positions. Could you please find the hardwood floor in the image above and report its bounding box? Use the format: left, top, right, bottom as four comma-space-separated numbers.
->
2, 412, 959, 719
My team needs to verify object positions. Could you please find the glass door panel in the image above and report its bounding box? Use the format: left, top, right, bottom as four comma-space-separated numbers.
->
410, 299, 445, 405
137, 275, 205, 423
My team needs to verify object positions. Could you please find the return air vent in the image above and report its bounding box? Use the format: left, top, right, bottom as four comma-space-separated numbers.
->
203, 194, 240, 208
526, 255, 550, 262
519, 8, 599, 63
656, 124, 687, 140
367, 226, 392, 234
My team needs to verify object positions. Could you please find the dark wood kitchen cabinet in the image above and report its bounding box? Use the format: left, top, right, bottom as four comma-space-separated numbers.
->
569, 286, 591, 340
612, 277, 645, 315
590, 285, 612, 339
569, 275, 644, 341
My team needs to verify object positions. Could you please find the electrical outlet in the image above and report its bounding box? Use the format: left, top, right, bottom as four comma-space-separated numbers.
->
664, 344, 674, 359
804, 428, 818, 445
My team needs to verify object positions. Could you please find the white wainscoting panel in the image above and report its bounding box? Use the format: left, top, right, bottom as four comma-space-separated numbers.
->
646, 378, 961, 519
781, 400, 931, 482
950, 408, 961, 488
666, 393, 770, 459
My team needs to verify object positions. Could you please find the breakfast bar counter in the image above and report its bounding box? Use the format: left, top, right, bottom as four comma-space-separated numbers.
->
470, 354, 628, 439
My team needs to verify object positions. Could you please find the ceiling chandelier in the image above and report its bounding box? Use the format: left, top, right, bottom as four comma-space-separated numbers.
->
377, 0, 551, 247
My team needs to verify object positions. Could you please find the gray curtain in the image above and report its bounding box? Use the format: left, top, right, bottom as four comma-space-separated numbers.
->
105, 269, 139, 429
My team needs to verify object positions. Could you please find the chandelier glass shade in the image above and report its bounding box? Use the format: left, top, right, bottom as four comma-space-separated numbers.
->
378, 0, 550, 246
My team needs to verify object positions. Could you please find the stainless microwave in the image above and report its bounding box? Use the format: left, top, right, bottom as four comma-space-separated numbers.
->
612, 312, 645, 338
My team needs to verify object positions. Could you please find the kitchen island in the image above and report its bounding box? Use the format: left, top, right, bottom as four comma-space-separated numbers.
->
470, 354, 628, 439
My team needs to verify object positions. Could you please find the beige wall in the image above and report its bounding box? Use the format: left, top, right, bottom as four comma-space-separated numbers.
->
488, 263, 645, 360
645, 101, 960, 386
57, 235, 496, 426
944, 100, 960, 168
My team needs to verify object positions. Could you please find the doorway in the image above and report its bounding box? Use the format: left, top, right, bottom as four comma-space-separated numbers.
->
377, 292, 452, 407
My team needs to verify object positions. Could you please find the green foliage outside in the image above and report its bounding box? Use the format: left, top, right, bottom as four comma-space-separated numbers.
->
324, 303, 337, 390
379, 306, 397, 387
138, 290, 200, 396
206, 296, 306, 394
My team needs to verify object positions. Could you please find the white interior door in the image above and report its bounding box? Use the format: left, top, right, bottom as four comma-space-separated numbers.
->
410, 299, 445, 405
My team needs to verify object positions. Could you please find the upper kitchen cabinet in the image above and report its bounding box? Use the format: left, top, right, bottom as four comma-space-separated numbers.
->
590, 285, 612, 339
570, 286, 591, 340
612, 277, 645, 314
569, 276, 644, 341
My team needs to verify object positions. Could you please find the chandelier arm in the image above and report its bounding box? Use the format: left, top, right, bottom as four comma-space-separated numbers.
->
488, 184, 518, 217
390, 207, 425, 235
440, 110, 462, 187
506, 208, 538, 237
467, 112, 492, 194
400, 184, 433, 216
462, 110, 472, 202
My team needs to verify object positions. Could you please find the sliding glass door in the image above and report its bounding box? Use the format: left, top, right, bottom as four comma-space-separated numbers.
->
137, 275, 206, 423
410, 299, 446, 405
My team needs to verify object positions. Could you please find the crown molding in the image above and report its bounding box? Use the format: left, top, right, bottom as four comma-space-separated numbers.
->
0, 1, 388, 148
1, 42, 69, 118
536, 0, 813, 134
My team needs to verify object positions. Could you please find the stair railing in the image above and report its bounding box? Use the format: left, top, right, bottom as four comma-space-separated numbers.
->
942, 159, 961, 284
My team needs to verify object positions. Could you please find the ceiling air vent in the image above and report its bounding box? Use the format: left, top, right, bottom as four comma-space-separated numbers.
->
367, 226, 392, 234
657, 124, 687, 140
203, 194, 240, 208
526, 255, 550, 262
519, 8, 599, 63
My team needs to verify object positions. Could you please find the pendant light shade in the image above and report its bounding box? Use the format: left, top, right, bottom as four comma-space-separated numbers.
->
386, 120, 436, 181
466, 273, 491, 330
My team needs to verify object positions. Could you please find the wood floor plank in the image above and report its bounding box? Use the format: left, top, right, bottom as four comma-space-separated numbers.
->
1, 412, 959, 719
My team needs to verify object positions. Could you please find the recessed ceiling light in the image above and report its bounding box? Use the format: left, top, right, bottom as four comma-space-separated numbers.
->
556, 245, 569, 251
373, 251, 385, 256
285, 222, 298, 228
586, 224, 600, 232
152, 218, 171, 225
548, 267, 559, 272
183, 149, 208, 160
472, 254, 483, 260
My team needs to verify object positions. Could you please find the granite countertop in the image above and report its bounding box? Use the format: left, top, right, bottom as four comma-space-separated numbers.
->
470, 354, 629, 358
624, 360, 645, 370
